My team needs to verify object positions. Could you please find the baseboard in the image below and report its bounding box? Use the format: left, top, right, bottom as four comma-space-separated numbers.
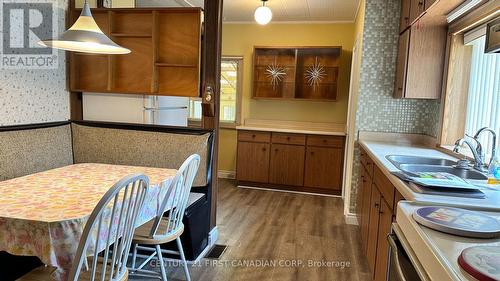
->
218, 170, 235, 179
208, 226, 219, 247
238, 185, 341, 198
344, 212, 359, 225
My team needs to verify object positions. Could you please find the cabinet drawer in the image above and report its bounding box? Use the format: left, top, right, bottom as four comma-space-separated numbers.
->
238, 130, 271, 143
373, 165, 395, 211
272, 133, 306, 145
307, 135, 344, 148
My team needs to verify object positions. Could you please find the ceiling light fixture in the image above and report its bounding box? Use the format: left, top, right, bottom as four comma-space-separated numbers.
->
38, 0, 130, 54
254, 0, 272, 25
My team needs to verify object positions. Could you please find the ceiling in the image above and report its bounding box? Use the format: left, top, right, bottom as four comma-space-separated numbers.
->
137, 0, 361, 22
223, 0, 360, 22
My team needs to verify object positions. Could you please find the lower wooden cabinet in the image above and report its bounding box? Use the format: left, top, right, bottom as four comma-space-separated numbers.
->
366, 185, 381, 275
374, 198, 394, 281
269, 144, 305, 186
236, 141, 270, 183
236, 130, 345, 195
359, 165, 373, 253
304, 146, 344, 191
358, 145, 405, 281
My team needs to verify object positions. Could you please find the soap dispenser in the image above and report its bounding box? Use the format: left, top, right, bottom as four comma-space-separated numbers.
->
488, 155, 500, 184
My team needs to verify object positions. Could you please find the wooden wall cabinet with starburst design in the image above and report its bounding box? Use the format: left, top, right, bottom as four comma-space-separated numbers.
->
252, 46, 341, 101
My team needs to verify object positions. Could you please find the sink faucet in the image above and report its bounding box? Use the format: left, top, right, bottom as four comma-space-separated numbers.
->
453, 138, 487, 172
473, 127, 497, 167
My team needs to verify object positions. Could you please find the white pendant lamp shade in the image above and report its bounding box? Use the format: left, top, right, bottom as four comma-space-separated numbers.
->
254, 0, 272, 25
39, 1, 130, 54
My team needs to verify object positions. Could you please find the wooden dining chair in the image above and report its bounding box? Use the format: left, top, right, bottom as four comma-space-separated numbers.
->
129, 154, 201, 281
19, 173, 150, 281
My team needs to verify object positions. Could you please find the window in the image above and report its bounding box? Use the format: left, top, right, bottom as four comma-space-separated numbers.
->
441, 21, 499, 160
463, 34, 499, 159
189, 57, 243, 128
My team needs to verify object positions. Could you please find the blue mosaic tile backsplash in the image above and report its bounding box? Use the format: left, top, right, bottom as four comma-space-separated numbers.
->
350, 0, 441, 213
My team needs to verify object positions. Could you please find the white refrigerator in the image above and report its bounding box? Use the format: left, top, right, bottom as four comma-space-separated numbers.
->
83, 93, 189, 127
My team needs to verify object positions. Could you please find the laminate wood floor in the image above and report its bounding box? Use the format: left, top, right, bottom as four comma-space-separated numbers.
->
130, 179, 371, 281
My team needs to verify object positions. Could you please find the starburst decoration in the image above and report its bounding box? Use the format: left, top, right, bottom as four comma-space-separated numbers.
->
305, 57, 326, 90
266, 63, 287, 90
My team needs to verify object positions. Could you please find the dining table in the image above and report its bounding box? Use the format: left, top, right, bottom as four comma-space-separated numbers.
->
0, 163, 177, 280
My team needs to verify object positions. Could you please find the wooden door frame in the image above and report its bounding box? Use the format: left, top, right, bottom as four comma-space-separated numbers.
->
343, 33, 362, 222
202, 0, 223, 230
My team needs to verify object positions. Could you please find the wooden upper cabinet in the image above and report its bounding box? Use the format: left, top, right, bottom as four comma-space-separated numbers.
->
409, 0, 425, 23
394, 29, 410, 99
405, 23, 446, 99
269, 144, 305, 186
394, 22, 445, 99
253, 47, 341, 101
70, 8, 202, 97
253, 48, 297, 99
237, 141, 270, 183
400, 0, 411, 33
295, 48, 341, 100
156, 11, 201, 96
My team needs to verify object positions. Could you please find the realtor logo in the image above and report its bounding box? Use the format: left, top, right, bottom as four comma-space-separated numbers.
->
0, 1, 58, 69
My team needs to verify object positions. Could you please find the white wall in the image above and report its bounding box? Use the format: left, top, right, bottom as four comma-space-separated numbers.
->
0, 0, 69, 126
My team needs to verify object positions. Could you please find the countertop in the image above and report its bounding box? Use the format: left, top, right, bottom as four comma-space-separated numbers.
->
236, 124, 346, 136
359, 140, 500, 211
236, 119, 346, 136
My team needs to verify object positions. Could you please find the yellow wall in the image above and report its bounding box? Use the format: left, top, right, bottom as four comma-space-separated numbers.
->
219, 23, 356, 172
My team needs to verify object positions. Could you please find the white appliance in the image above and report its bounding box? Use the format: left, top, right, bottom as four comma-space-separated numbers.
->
83, 93, 189, 126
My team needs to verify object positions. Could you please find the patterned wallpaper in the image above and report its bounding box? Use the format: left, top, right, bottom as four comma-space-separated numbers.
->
349, 0, 441, 213
0, 0, 69, 126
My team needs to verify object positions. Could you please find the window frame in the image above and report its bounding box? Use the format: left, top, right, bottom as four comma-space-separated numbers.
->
188, 56, 243, 129
438, 2, 499, 159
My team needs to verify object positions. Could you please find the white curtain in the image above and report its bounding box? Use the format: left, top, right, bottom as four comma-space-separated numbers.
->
464, 35, 500, 159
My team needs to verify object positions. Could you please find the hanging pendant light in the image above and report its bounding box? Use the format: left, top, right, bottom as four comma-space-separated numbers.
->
254, 0, 272, 25
38, 0, 130, 54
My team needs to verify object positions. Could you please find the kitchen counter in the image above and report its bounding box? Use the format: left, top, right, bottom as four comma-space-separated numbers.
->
236, 119, 346, 136
359, 140, 500, 211
236, 125, 346, 136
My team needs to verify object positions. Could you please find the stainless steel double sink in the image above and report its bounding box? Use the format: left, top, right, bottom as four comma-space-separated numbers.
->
386, 155, 488, 180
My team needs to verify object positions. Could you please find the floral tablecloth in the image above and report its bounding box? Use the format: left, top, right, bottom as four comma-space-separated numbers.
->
0, 163, 177, 280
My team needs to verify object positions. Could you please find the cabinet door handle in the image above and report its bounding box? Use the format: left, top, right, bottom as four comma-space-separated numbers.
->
252, 134, 256, 138
262, 147, 267, 152
275, 148, 279, 152
287, 137, 291, 141
310, 151, 315, 156
375, 203, 380, 208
